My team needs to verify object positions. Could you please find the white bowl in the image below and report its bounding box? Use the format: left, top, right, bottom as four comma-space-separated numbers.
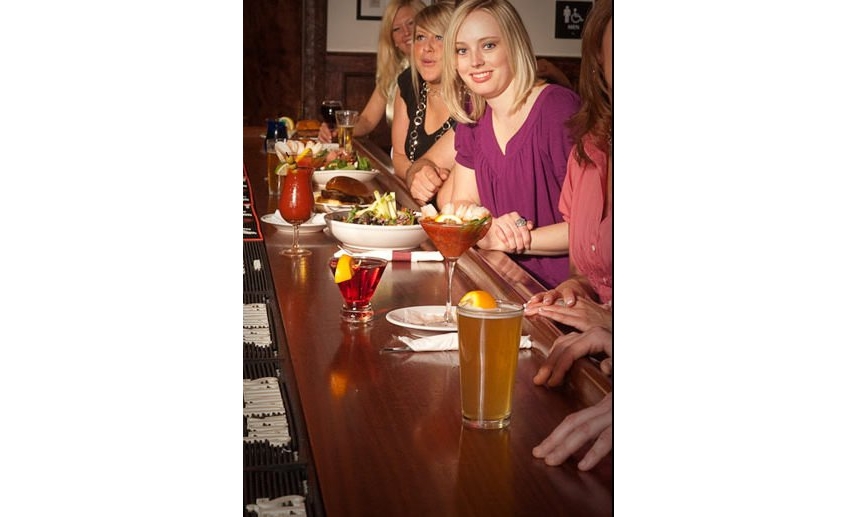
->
312, 169, 380, 188
325, 211, 428, 251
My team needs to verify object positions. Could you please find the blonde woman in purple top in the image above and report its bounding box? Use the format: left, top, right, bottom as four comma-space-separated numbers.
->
427, 0, 581, 288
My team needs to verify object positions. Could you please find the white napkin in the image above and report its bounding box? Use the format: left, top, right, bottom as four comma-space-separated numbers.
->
397, 333, 532, 352
333, 249, 443, 262
270, 210, 326, 226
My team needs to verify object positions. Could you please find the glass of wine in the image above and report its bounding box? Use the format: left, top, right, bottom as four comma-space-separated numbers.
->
419, 208, 492, 327
278, 162, 315, 257
320, 100, 343, 129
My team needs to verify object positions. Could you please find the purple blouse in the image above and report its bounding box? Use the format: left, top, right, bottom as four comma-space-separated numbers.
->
454, 84, 581, 288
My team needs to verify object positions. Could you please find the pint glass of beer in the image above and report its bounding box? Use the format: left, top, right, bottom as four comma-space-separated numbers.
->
456, 301, 524, 429
334, 109, 359, 154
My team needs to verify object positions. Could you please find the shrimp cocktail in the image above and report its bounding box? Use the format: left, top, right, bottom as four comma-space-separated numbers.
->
419, 203, 492, 327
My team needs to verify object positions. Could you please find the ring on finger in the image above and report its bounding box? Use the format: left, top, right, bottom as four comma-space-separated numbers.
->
514, 217, 527, 227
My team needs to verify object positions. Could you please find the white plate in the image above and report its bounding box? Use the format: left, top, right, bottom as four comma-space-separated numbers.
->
261, 211, 327, 233
313, 168, 380, 188
386, 306, 457, 332
314, 199, 367, 213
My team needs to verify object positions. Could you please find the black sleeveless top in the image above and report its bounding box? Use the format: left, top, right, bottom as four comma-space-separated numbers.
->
397, 67, 456, 161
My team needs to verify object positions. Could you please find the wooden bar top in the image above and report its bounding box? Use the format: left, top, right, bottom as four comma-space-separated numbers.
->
244, 128, 613, 516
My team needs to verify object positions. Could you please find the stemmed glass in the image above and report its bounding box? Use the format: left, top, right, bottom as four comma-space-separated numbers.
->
320, 99, 342, 134
329, 253, 388, 324
278, 162, 315, 257
419, 214, 492, 327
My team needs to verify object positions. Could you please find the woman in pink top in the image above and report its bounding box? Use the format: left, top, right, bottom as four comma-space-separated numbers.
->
524, 0, 613, 472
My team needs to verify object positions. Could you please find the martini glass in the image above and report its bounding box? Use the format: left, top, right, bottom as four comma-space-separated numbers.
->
420, 215, 492, 327
279, 164, 315, 256
329, 254, 388, 323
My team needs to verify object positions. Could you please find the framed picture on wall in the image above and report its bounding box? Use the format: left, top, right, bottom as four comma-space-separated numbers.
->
357, 0, 387, 20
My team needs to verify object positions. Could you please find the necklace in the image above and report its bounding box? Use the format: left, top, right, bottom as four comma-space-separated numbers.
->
408, 81, 453, 162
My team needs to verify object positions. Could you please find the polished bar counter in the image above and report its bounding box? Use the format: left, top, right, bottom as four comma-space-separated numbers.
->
243, 127, 613, 516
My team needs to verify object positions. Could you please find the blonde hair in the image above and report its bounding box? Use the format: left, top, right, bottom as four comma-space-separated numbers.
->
441, 0, 537, 124
377, 0, 428, 106
409, 2, 455, 95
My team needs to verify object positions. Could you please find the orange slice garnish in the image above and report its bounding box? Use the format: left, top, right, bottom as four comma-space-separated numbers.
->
458, 290, 497, 309
334, 255, 353, 283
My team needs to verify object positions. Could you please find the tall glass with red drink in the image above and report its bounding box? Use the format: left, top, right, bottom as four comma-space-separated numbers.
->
278, 165, 314, 256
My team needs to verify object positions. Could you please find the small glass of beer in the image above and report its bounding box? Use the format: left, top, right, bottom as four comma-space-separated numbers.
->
334, 109, 360, 155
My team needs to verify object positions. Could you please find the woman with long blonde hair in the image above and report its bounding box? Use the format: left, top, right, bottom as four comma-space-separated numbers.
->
319, 0, 426, 143
430, 0, 582, 289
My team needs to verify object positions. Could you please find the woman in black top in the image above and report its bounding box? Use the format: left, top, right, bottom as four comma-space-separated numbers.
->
390, 2, 456, 192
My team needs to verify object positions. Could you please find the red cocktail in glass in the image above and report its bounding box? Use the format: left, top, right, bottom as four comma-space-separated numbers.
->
329, 255, 388, 323
279, 161, 315, 257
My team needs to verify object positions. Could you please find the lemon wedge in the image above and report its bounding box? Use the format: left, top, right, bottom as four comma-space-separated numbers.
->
435, 214, 463, 224
280, 116, 295, 135
296, 146, 313, 162
334, 255, 354, 283
274, 161, 291, 175
458, 290, 498, 309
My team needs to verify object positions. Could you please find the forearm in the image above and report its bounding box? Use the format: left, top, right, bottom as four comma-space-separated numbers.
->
524, 222, 569, 256
354, 116, 376, 138
392, 153, 411, 182
354, 87, 385, 137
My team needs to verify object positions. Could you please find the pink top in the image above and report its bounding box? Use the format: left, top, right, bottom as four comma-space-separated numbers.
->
559, 137, 613, 304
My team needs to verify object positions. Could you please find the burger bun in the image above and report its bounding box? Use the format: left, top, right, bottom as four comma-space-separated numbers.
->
294, 119, 322, 139
316, 176, 374, 205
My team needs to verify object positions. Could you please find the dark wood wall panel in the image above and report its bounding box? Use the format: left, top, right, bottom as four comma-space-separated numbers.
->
301, 0, 328, 122
546, 56, 582, 92
324, 53, 392, 152
324, 53, 376, 109
342, 73, 376, 112
244, 0, 305, 126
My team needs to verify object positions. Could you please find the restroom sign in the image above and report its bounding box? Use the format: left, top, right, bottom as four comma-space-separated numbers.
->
555, 1, 592, 39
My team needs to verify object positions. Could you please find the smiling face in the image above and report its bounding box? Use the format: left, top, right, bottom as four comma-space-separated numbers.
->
391, 5, 417, 55
454, 10, 513, 101
413, 24, 444, 84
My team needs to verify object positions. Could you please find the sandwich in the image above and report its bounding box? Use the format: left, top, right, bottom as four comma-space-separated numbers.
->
294, 119, 321, 139
316, 176, 374, 205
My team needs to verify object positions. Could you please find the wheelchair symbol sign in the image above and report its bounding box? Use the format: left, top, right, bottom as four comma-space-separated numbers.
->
555, 1, 592, 39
